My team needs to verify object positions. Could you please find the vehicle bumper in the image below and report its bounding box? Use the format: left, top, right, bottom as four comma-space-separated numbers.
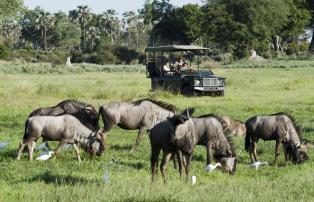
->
194, 86, 224, 91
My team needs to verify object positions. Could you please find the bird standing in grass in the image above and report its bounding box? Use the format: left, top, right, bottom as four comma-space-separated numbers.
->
36, 151, 54, 161
249, 161, 268, 170
205, 163, 222, 172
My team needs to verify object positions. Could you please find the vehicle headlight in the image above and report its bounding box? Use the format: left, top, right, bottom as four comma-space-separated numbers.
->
194, 79, 201, 86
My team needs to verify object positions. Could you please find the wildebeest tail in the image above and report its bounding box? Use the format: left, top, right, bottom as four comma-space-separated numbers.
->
98, 106, 103, 123
245, 131, 250, 152
23, 119, 30, 140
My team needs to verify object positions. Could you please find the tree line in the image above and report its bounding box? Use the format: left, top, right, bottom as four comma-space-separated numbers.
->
1, 0, 314, 64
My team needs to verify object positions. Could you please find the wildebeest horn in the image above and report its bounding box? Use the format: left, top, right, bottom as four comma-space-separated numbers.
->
85, 106, 93, 111
187, 108, 190, 119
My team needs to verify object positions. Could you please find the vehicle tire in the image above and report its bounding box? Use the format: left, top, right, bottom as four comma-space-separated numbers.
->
218, 90, 224, 96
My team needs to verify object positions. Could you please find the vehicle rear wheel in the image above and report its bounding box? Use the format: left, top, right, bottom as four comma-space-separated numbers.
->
181, 87, 196, 97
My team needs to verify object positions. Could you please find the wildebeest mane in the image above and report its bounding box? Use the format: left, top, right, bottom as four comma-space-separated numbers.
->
58, 99, 95, 110
272, 112, 302, 139
132, 99, 176, 112
196, 113, 221, 120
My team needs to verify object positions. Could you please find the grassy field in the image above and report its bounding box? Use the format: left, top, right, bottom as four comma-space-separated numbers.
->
0, 62, 314, 201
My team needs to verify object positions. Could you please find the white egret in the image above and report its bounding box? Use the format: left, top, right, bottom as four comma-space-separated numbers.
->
249, 161, 268, 170
36, 151, 54, 161
191, 175, 196, 185
205, 163, 222, 172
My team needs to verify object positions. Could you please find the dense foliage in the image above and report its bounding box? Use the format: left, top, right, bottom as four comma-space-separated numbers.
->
0, 0, 314, 63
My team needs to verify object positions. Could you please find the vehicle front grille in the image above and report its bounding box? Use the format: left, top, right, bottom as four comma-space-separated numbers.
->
203, 78, 219, 86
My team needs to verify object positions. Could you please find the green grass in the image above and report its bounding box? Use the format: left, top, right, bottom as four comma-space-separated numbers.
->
0, 63, 314, 201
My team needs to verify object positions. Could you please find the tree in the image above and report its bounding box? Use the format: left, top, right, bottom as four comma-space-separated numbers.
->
1, 18, 21, 47
153, 4, 202, 45
0, 0, 23, 21
122, 11, 137, 47
35, 11, 55, 51
99, 9, 121, 44
86, 26, 100, 51
307, 0, 314, 52
201, 0, 310, 58
53, 11, 81, 50
69, 5, 93, 49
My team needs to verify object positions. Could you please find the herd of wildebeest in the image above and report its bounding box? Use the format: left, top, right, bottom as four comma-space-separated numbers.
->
16, 99, 312, 182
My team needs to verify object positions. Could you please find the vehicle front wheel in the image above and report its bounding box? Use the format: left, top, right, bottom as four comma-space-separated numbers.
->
218, 90, 224, 96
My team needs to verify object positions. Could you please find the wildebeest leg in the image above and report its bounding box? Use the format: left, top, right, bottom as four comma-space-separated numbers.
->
17, 141, 28, 160
132, 128, 146, 151
52, 141, 65, 160
184, 153, 192, 183
248, 142, 255, 163
176, 150, 183, 179
273, 139, 281, 165
171, 153, 177, 169
73, 144, 81, 162
151, 147, 161, 182
206, 141, 213, 165
28, 141, 36, 161
160, 151, 172, 183
283, 143, 288, 166
253, 142, 258, 162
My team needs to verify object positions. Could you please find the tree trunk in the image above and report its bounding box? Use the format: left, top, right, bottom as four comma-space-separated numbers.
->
309, 30, 314, 53
44, 25, 47, 51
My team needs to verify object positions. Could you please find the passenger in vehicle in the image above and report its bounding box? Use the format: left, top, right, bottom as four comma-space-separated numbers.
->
163, 61, 171, 72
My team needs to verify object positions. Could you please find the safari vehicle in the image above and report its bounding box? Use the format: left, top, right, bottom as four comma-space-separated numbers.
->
145, 45, 225, 96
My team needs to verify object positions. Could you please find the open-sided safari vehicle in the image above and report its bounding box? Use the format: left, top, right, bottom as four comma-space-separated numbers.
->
145, 45, 225, 96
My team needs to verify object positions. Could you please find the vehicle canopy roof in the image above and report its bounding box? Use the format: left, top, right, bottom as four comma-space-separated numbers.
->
145, 45, 209, 52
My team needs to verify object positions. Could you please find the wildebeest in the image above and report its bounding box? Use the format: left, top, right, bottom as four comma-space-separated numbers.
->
149, 109, 191, 182
17, 115, 106, 161
178, 114, 237, 175
245, 112, 308, 165
149, 112, 236, 183
221, 116, 246, 136
29, 99, 99, 131
98, 99, 175, 150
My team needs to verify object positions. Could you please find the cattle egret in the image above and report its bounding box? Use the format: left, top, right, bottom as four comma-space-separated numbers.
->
191, 175, 196, 185
35, 142, 48, 151
0, 141, 9, 150
249, 161, 268, 170
205, 163, 222, 172
103, 168, 109, 183
36, 151, 54, 161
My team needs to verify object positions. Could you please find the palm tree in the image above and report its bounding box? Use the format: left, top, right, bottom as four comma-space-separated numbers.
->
69, 5, 92, 48
87, 26, 100, 50
122, 11, 136, 47
99, 9, 121, 44
1, 17, 21, 46
35, 12, 55, 51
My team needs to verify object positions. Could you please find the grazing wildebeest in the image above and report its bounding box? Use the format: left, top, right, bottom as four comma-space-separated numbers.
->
245, 112, 308, 165
29, 99, 99, 131
27, 99, 99, 151
17, 115, 106, 161
221, 116, 246, 137
149, 112, 236, 183
98, 99, 175, 150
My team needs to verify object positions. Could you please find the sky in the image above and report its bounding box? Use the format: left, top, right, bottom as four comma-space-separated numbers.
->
23, 0, 203, 16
